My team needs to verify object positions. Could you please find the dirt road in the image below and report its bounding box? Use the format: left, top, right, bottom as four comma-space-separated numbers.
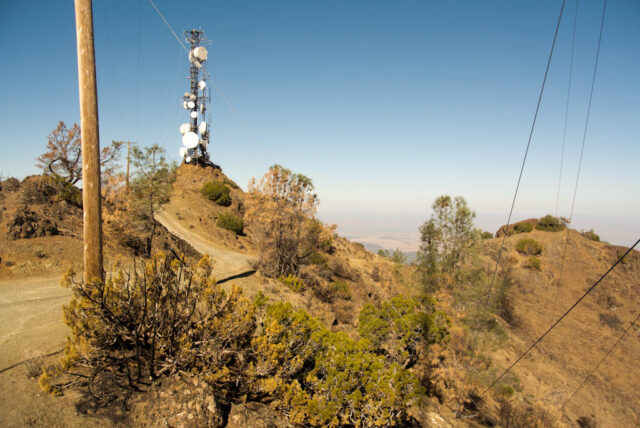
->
155, 209, 254, 280
0, 276, 70, 370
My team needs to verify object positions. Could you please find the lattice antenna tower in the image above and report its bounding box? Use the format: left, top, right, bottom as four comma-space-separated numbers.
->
179, 29, 214, 166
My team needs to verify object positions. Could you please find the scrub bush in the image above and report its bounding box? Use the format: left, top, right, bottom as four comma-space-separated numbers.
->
200, 181, 231, 206
216, 212, 243, 234
525, 256, 541, 271
515, 239, 542, 255
358, 295, 450, 368
278, 274, 306, 292
251, 303, 422, 427
536, 214, 564, 232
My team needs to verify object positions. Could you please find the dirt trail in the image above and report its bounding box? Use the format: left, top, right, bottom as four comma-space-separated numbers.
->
0, 276, 70, 370
155, 209, 254, 280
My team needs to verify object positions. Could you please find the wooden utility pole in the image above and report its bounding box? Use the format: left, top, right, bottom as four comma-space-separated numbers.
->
74, 0, 103, 283
126, 141, 131, 188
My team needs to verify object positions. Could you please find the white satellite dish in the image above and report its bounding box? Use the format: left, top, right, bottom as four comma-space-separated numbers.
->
198, 81, 207, 90
189, 94, 197, 102
182, 131, 199, 149
192, 47, 208, 62
182, 101, 188, 109
179, 123, 190, 135
187, 101, 195, 109
198, 121, 207, 135
185, 156, 192, 163
179, 147, 188, 158
190, 111, 198, 119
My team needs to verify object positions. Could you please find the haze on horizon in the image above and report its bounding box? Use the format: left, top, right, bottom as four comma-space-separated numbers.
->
1, 0, 638, 247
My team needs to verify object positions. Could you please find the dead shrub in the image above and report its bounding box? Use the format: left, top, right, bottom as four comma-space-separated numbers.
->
598, 312, 622, 330
498, 398, 564, 428
327, 257, 352, 279
577, 415, 597, 428
40, 253, 256, 405
24, 350, 46, 378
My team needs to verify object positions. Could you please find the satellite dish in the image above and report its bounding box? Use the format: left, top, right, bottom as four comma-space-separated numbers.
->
192, 47, 208, 62
190, 111, 198, 119
179, 147, 187, 158
182, 101, 188, 109
179, 123, 190, 135
187, 101, 195, 109
185, 156, 192, 163
198, 121, 207, 135
189, 94, 197, 102
182, 131, 199, 149
198, 81, 207, 90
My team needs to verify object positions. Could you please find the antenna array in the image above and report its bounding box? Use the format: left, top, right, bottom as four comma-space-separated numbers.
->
179, 29, 215, 166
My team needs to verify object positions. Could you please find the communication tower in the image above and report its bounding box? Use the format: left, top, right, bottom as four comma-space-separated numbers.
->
179, 29, 215, 167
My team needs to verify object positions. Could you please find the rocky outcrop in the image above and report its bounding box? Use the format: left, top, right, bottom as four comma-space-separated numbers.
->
8, 206, 59, 239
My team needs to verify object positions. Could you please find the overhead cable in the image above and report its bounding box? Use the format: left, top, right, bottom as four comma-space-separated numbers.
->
481, 236, 640, 396
561, 310, 640, 410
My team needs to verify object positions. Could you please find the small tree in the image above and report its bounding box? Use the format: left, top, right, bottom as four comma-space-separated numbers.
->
245, 165, 318, 277
416, 195, 478, 285
36, 121, 123, 185
130, 144, 174, 255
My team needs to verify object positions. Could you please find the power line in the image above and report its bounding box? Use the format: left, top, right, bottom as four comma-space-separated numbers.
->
561, 310, 640, 411
554, 0, 579, 218
481, 236, 640, 396
455, 2, 568, 417
208, 79, 275, 165
568, 0, 607, 232
147, 0, 188, 53
550, 0, 606, 325
466, 0, 568, 367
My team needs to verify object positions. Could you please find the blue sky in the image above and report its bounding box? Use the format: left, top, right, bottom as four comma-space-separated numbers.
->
0, 0, 638, 247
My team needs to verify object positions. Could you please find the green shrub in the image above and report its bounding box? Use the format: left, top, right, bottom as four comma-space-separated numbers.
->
498, 384, 515, 398
536, 214, 564, 232
329, 280, 351, 300
513, 221, 533, 234
307, 251, 328, 267
252, 303, 422, 427
480, 231, 494, 240
278, 274, 306, 292
525, 256, 541, 271
515, 238, 542, 255
216, 212, 243, 234
581, 229, 600, 242
358, 295, 450, 366
200, 181, 231, 206
377, 249, 390, 258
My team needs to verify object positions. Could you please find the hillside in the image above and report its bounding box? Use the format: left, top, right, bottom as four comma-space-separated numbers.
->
478, 229, 640, 427
1, 168, 638, 427
158, 164, 413, 331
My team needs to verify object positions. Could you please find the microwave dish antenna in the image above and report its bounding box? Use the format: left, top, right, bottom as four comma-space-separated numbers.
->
179, 28, 217, 168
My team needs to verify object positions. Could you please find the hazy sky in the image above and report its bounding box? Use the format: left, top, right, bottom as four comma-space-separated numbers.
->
1, 0, 638, 248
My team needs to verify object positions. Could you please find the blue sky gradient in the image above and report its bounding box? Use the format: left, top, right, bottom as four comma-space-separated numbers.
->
0, 0, 638, 247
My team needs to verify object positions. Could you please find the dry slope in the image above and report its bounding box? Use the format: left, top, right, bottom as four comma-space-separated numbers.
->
480, 229, 640, 427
